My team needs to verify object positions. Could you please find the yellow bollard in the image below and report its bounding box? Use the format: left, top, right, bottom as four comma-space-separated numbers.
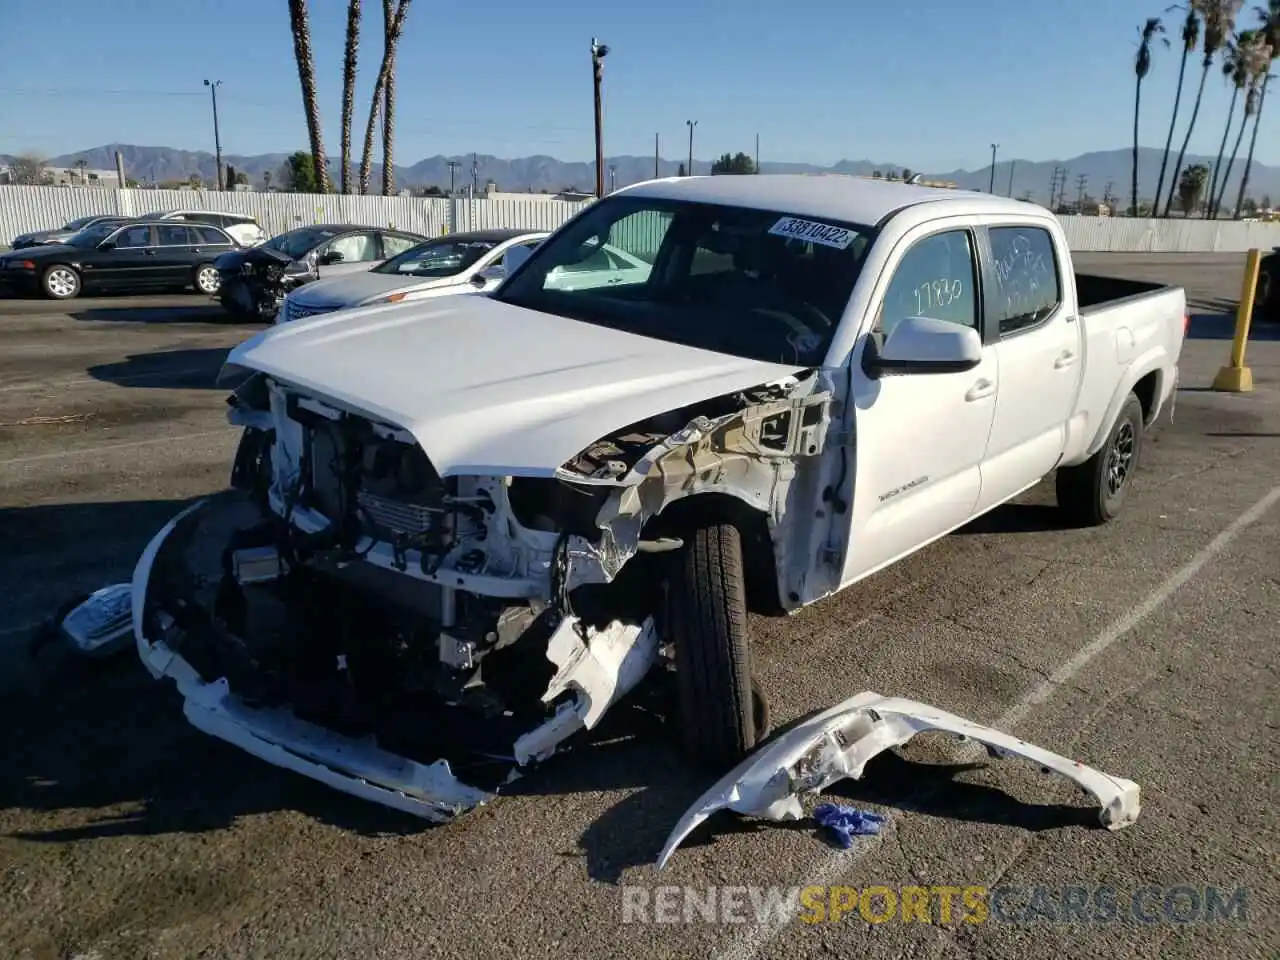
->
1212, 247, 1261, 392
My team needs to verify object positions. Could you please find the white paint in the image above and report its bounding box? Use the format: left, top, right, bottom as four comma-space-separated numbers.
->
0, 429, 236, 468
713, 480, 1280, 960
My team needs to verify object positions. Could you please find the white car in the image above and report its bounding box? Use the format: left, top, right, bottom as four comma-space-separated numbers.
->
129, 175, 1186, 820
276, 228, 547, 324
140, 210, 269, 247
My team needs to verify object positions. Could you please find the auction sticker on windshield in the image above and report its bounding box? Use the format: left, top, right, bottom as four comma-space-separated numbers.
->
768, 216, 856, 249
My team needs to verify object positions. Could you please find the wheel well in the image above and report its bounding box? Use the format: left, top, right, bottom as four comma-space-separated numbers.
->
645, 493, 783, 616
1132, 371, 1160, 425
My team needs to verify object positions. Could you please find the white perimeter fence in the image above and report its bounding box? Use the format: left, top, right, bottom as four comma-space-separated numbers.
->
4, 184, 1280, 253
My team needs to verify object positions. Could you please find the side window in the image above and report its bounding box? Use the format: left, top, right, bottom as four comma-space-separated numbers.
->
876, 230, 978, 337
380, 233, 419, 257
986, 227, 1062, 336
157, 224, 193, 246
605, 209, 670, 269
326, 232, 380, 262
195, 226, 230, 245
114, 225, 153, 249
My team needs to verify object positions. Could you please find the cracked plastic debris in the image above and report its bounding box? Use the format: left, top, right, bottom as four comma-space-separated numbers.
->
656, 691, 1141, 870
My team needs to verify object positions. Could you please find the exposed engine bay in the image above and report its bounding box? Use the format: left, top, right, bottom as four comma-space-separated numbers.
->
217, 245, 314, 321
131, 363, 833, 815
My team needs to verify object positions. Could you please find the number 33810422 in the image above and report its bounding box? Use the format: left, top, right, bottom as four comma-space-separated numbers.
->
914, 279, 963, 314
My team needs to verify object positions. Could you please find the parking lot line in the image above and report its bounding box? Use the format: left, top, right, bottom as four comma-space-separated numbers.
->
715, 479, 1280, 960
0, 428, 237, 468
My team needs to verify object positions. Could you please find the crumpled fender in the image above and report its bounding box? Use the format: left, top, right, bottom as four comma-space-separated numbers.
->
657, 691, 1140, 870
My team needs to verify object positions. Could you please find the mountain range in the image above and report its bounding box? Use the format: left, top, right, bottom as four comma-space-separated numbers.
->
6, 143, 1280, 205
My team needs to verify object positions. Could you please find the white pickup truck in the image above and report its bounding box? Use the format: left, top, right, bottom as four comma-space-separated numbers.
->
129, 175, 1186, 819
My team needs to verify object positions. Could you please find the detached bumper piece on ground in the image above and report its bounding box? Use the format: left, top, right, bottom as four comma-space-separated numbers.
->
657, 691, 1142, 870
30, 584, 135, 660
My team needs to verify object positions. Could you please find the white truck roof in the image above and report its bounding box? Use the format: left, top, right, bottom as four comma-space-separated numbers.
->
617, 174, 1035, 228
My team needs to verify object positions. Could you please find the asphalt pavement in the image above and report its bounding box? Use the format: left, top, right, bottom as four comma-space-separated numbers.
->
0, 256, 1277, 960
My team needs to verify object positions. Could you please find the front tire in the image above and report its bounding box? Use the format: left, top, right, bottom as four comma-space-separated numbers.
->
1056, 392, 1144, 526
41, 265, 81, 300
667, 523, 758, 770
193, 264, 221, 295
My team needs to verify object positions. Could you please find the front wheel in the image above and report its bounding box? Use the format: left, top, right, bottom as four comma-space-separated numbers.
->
666, 523, 758, 770
41, 265, 81, 300
193, 264, 221, 295
1056, 392, 1144, 526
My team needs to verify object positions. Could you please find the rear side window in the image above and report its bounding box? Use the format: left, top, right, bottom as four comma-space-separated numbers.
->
986, 227, 1062, 336
157, 224, 193, 245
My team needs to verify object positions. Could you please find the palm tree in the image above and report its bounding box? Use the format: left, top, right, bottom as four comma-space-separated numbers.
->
1134, 18, 1169, 216
359, 0, 411, 194
1178, 163, 1212, 214
340, 1, 362, 194
1235, 1, 1280, 216
1214, 33, 1272, 215
1155, 5, 1203, 217
380, 0, 412, 196
1207, 31, 1255, 215
287, 0, 330, 193
1164, 0, 1244, 217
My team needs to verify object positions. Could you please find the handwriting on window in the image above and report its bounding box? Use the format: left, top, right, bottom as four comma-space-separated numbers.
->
993, 233, 1055, 321
914, 278, 964, 315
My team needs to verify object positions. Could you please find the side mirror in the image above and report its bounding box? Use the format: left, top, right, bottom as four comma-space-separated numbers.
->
862, 316, 983, 378
472, 265, 505, 287
319, 250, 345, 265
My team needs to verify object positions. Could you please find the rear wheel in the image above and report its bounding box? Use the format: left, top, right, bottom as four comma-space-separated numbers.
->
666, 523, 758, 770
193, 264, 221, 295
1056, 392, 1144, 526
41, 265, 81, 300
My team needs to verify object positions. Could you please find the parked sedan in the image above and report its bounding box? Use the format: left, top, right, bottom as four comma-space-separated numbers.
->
139, 210, 269, 247
215, 224, 428, 320
0, 220, 240, 299
10, 215, 131, 250
276, 228, 547, 324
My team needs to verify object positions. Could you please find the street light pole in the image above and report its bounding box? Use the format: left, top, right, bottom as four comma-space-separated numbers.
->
204, 79, 223, 190
686, 119, 697, 175
988, 143, 998, 193
591, 38, 610, 199
446, 159, 459, 195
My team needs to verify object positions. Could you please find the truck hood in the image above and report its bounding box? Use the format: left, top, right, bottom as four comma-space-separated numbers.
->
289, 269, 457, 308
227, 295, 805, 477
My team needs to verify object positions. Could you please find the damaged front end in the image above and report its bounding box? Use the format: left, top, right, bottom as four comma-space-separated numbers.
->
132, 362, 833, 819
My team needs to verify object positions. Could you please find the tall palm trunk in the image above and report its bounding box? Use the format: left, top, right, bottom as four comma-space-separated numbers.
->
1207, 85, 1240, 217
1132, 75, 1144, 216
340, 1, 362, 194
359, 0, 411, 194
1164, 59, 1212, 217
1234, 73, 1271, 217
1214, 97, 1252, 216
380, 0, 411, 195
1155, 45, 1193, 214
287, 0, 330, 193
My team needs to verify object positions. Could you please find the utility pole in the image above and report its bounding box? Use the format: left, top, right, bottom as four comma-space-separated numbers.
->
591, 38, 610, 199
1048, 166, 1061, 208
755, 133, 760, 174
608, 165, 617, 193
654, 133, 659, 179
1103, 180, 1115, 209
446, 159, 460, 195
1075, 173, 1088, 211
988, 143, 998, 192
204, 79, 223, 190
1006, 159, 1015, 197
471, 152, 479, 195
686, 120, 697, 176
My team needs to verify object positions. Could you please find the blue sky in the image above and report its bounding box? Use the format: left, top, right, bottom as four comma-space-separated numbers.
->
1, 0, 1276, 171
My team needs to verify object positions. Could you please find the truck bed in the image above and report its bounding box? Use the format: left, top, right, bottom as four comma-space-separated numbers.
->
1075, 273, 1172, 314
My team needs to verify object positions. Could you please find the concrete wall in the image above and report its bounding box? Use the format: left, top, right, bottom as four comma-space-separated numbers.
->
4, 184, 1280, 252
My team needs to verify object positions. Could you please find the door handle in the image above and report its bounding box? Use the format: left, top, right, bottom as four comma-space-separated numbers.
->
965, 378, 995, 402
1054, 350, 1077, 369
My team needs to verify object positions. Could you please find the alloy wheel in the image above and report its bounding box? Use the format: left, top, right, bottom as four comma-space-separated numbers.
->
46, 268, 78, 298
1106, 421, 1135, 496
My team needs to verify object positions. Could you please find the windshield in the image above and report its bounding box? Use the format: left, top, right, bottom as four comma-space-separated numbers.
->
494, 196, 874, 366
374, 236, 497, 278
64, 222, 121, 249
263, 227, 341, 259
